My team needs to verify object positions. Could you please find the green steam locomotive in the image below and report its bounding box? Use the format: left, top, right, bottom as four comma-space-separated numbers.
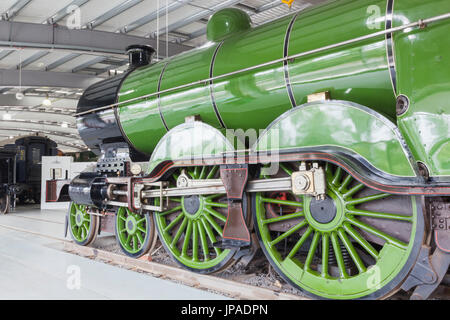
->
54, 0, 450, 299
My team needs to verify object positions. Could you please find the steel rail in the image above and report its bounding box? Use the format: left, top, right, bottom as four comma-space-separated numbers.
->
75, 12, 450, 117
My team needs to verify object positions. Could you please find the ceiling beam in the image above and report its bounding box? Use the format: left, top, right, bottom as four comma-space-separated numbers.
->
0, 20, 191, 58
118, 0, 193, 34
0, 106, 75, 116
0, 93, 78, 108
72, 56, 107, 73
0, 50, 14, 61
1, 0, 32, 21
46, 0, 91, 24
0, 69, 101, 89
16, 51, 49, 69
0, 119, 77, 130
45, 53, 81, 71
85, 0, 144, 30
0, 127, 81, 141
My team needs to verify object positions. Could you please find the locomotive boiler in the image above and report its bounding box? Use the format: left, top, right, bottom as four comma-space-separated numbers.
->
58, 0, 450, 299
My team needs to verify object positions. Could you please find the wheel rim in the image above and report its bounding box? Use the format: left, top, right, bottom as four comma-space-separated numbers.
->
253, 162, 422, 299
69, 202, 94, 243
0, 194, 9, 214
154, 166, 235, 272
116, 207, 150, 254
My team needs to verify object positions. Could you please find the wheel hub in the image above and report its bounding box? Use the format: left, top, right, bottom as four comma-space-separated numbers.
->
75, 212, 83, 226
182, 195, 202, 218
309, 196, 337, 224
126, 216, 137, 234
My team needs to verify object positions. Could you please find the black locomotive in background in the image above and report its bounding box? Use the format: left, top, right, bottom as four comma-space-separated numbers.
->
0, 136, 57, 214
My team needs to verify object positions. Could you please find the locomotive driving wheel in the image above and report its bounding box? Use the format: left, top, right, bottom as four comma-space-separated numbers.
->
252, 162, 424, 299
68, 202, 99, 246
115, 207, 157, 258
0, 194, 9, 215
154, 166, 242, 274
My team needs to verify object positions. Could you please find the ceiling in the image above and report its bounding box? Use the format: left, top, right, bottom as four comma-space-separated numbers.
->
0, 0, 328, 153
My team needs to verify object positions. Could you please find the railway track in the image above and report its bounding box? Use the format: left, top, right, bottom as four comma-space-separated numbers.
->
0, 215, 447, 300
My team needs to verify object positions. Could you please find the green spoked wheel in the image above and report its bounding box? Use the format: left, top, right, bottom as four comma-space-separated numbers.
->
252, 162, 424, 300
154, 166, 241, 274
68, 202, 99, 246
115, 207, 156, 258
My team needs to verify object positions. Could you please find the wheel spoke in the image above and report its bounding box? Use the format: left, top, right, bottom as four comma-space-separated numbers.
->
204, 207, 227, 223
126, 234, 132, 247
136, 231, 144, 246
187, 169, 196, 179
346, 208, 412, 222
325, 162, 332, 177
343, 183, 364, 199
199, 166, 207, 179
331, 232, 349, 279
133, 235, 138, 251
182, 220, 193, 257
342, 222, 378, 260
346, 193, 390, 206
171, 216, 188, 247
337, 228, 366, 273
204, 212, 223, 235
261, 197, 303, 207
338, 174, 352, 192
201, 217, 222, 256
321, 233, 329, 277
346, 216, 408, 249
192, 222, 199, 262
163, 213, 184, 232
197, 221, 210, 261
332, 167, 342, 186
160, 205, 182, 217
204, 194, 222, 201
136, 217, 146, 225
206, 166, 218, 179
262, 211, 304, 225
270, 219, 307, 247
204, 200, 228, 208
304, 231, 320, 271
286, 227, 313, 259
279, 163, 293, 176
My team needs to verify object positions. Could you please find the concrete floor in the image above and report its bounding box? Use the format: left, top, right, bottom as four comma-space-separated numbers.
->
0, 205, 229, 300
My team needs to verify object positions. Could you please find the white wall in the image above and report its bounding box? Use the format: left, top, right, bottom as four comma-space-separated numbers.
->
40, 156, 96, 210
